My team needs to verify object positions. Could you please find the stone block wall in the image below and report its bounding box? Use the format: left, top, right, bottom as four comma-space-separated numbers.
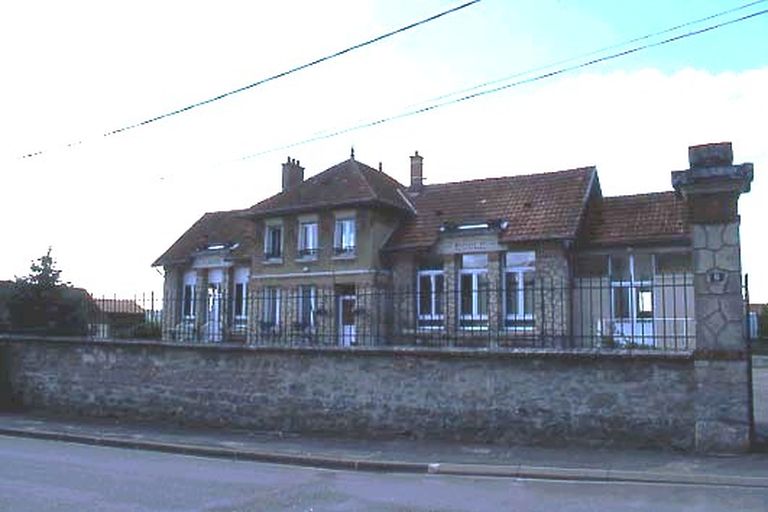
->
0, 337, 696, 450
535, 245, 571, 340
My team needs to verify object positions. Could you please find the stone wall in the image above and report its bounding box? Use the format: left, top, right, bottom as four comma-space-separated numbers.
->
0, 337, 696, 450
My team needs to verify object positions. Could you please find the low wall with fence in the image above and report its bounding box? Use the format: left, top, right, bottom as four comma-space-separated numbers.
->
0, 336, 700, 450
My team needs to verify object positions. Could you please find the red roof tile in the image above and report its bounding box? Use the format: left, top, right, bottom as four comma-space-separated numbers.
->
90, 299, 144, 315
582, 191, 688, 246
386, 167, 596, 249
152, 209, 254, 267
248, 158, 413, 217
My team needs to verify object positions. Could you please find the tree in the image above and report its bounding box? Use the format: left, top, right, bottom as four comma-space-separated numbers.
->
8, 248, 88, 335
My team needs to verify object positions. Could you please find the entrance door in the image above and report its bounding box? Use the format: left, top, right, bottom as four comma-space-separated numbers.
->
338, 295, 356, 346
206, 269, 224, 342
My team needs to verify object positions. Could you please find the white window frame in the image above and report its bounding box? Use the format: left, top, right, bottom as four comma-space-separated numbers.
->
417, 270, 444, 330
503, 252, 536, 331
333, 217, 356, 256
297, 220, 319, 259
264, 221, 283, 260
458, 254, 489, 330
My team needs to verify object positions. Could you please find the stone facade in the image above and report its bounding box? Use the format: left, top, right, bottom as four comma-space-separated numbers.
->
0, 337, 696, 450
673, 142, 754, 452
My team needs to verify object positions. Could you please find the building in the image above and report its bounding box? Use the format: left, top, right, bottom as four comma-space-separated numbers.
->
88, 298, 146, 339
153, 142, 752, 349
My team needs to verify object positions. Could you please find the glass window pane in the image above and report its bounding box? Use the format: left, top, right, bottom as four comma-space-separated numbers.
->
637, 287, 653, 318
656, 252, 691, 273
505, 273, 518, 316
460, 274, 473, 315
634, 254, 653, 281
461, 254, 488, 269
478, 273, 489, 316
611, 255, 630, 281
434, 275, 444, 315
235, 283, 244, 316
523, 273, 535, 315
613, 286, 630, 319
505, 251, 535, 268
575, 255, 608, 277
418, 275, 432, 315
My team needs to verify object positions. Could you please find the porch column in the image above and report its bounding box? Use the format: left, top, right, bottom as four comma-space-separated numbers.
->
672, 142, 754, 452
161, 267, 181, 341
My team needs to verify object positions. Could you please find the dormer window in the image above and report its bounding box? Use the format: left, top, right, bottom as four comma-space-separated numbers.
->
264, 223, 283, 260
457, 222, 489, 231
333, 217, 356, 256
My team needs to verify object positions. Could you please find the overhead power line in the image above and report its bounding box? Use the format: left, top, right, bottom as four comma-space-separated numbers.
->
240, 5, 768, 160
19, 0, 482, 159
418, 0, 768, 107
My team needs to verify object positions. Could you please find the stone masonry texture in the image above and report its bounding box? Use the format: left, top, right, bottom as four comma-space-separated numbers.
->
1, 338, 696, 450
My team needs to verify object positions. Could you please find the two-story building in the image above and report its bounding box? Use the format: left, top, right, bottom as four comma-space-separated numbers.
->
153, 142, 752, 350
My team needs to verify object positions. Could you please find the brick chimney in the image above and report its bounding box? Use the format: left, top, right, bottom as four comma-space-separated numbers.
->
282, 157, 304, 192
409, 151, 424, 193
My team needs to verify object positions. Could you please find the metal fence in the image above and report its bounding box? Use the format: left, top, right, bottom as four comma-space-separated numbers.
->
1, 277, 700, 351
63, 276, 696, 351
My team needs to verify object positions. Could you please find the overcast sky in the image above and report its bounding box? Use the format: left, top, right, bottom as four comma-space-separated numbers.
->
1, 0, 767, 300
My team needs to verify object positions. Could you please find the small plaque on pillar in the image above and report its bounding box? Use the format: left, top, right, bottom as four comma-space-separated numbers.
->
707, 270, 725, 284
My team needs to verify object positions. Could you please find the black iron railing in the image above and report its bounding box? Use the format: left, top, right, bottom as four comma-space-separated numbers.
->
0, 276, 701, 351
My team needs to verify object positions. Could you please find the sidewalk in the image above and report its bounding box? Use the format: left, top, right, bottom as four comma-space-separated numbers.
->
1, 411, 767, 488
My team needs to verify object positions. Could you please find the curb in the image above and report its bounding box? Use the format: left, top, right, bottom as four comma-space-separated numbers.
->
1, 427, 767, 488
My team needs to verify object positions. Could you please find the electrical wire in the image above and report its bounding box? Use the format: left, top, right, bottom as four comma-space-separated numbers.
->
19, 0, 482, 159
239, 6, 768, 160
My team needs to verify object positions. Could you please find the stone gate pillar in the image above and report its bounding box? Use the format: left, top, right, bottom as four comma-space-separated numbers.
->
672, 142, 754, 452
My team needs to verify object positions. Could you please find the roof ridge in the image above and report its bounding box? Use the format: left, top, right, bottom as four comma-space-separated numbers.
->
602, 190, 679, 201
421, 166, 595, 189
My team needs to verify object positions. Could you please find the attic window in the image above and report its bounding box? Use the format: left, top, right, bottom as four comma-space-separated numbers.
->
206, 243, 227, 250
457, 223, 489, 231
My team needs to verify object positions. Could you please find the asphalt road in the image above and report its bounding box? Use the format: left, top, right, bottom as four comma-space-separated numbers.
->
0, 436, 766, 512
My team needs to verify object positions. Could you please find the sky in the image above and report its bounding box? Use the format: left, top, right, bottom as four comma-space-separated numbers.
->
1, 0, 767, 300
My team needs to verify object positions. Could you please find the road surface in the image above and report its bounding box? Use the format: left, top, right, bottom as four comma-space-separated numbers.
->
0, 435, 766, 511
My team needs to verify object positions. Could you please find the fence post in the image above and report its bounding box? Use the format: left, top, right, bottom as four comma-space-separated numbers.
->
672, 142, 753, 452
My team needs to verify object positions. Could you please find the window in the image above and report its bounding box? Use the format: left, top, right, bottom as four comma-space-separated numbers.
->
610, 254, 654, 321
417, 270, 444, 329
182, 284, 195, 319
233, 267, 249, 326
574, 255, 608, 278
504, 251, 535, 329
182, 271, 196, 319
264, 224, 282, 260
261, 287, 281, 330
459, 254, 488, 329
298, 221, 318, 258
656, 252, 691, 274
334, 217, 356, 255
296, 286, 316, 328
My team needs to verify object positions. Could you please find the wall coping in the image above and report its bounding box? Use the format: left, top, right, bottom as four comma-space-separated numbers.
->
0, 334, 694, 362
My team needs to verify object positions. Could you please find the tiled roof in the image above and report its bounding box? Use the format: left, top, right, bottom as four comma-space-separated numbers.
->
90, 298, 144, 315
582, 191, 689, 246
152, 209, 254, 267
248, 158, 413, 217
386, 167, 596, 250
